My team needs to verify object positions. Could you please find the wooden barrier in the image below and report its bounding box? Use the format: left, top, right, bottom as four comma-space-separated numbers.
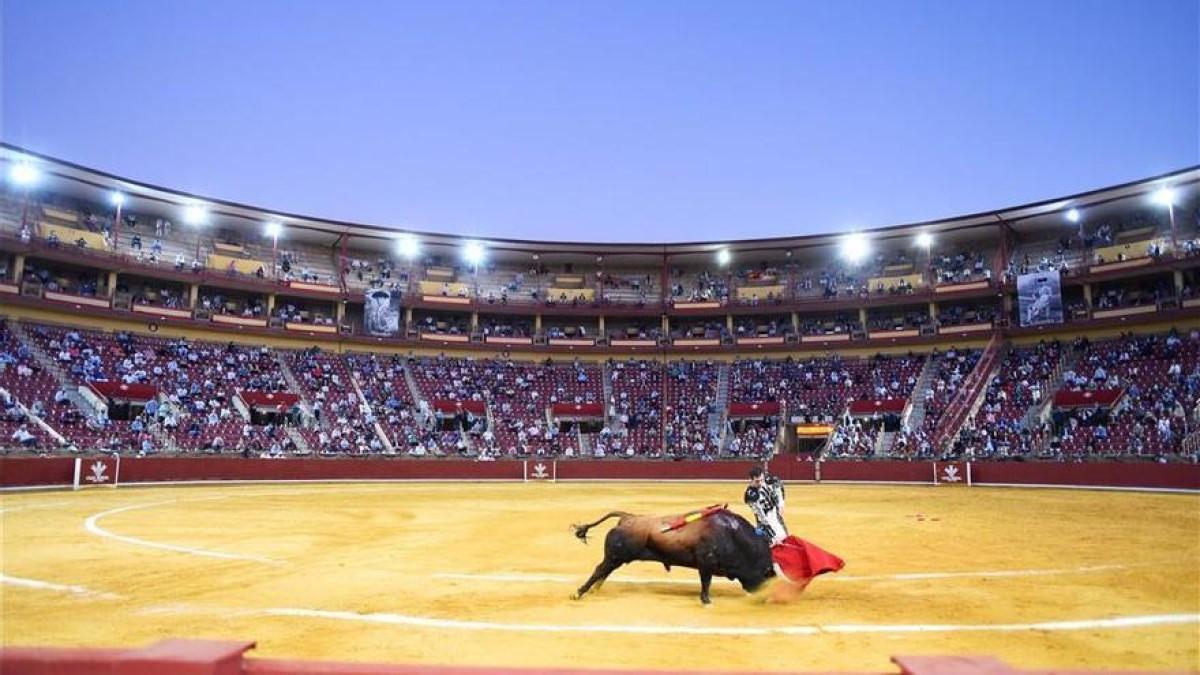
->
212, 314, 268, 328
3, 456, 1195, 490
420, 332, 470, 342
41, 206, 79, 224
735, 284, 785, 301
212, 241, 245, 254
37, 223, 108, 250
801, 333, 851, 343
418, 280, 471, 297
547, 287, 595, 301
132, 304, 193, 319
285, 322, 337, 334
867, 273, 923, 292
1091, 305, 1157, 320
207, 253, 266, 276
44, 291, 111, 308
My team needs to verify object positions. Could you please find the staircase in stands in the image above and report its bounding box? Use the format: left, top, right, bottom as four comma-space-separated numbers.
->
932, 333, 1004, 449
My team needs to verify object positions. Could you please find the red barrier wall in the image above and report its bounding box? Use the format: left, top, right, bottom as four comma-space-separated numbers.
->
819, 460, 935, 483
0, 457, 76, 487
971, 461, 1200, 490
116, 457, 524, 483
555, 459, 759, 481
1, 457, 1196, 491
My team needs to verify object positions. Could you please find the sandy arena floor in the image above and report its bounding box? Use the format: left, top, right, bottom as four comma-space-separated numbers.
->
0, 482, 1197, 672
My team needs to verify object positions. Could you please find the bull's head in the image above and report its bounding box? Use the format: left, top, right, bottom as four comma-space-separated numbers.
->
723, 512, 777, 592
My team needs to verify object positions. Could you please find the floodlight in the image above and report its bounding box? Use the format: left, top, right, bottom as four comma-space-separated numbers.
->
463, 241, 486, 266
1152, 186, 1177, 207
716, 248, 731, 266
915, 232, 933, 248
840, 233, 870, 264
9, 162, 39, 187
1065, 208, 1080, 224
264, 221, 283, 239
182, 204, 208, 226
396, 234, 420, 259
110, 191, 126, 207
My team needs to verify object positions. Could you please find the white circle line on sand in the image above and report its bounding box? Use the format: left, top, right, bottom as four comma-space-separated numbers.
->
0, 573, 123, 600
430, 563, 1138, 586
83, 499, 283, 565
263, 607, 1200, 636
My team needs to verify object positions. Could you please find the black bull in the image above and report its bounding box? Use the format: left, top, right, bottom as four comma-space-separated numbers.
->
570, 509, 776, 604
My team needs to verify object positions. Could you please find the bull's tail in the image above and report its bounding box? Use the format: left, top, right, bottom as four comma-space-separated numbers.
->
572, 511, 632, 543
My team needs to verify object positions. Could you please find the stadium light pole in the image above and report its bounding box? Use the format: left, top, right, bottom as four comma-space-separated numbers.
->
915, 232, 933, 285
1152, 187, 1177, 251
265, 221, 282, 277
110, 192, 126, 249
1065, 207, 1082, 241
9, 160, 40, 231
183, 204, 208, 261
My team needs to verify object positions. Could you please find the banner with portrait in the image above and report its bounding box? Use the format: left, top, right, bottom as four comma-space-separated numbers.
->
364, 289, 402, 336
1017, 271, 1063, 327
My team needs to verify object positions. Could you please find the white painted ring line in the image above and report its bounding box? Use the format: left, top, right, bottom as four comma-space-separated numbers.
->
2, 573, 1194, 637
0, 573, 122, 600
83, 499, 283, 564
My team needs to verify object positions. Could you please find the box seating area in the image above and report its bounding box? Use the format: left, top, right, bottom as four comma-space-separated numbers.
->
606, 359, 663, 455
919, 348, 982, 436
932, 248, 993, 285
283, 348, 379, 454
0, 321, 61, 449
343, 352, 423, 453
963, 341, 1062, 457
406, 357, 602, 456
663, 360, 719, 456
1053, 333, 1200, 457
731, 355, 923, 423
24, 322, 286, 453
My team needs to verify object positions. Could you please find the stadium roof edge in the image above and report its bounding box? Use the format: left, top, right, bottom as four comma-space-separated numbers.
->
2, 141, 1197, 256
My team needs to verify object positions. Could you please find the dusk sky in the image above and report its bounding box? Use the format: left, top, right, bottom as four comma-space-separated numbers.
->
3, 0, 1197, 243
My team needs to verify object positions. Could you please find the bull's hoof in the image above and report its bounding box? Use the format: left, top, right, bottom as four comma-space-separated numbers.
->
700, 596, 712, 606
570, 592, 582, 601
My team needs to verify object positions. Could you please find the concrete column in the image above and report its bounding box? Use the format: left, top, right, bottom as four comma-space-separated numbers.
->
1174, 270, 1185, 294
535, 314, 542, 333
1083, 283, 1093, 308
1002, 294, 1014, 318
858, 307, 868, 329
661, 314, 670, 336
471, 311, 479, 330
336, 301, 346, 324
791, 311, 799, 334
726, 314, 734, 334
928, 301, 937, 320
107, 271, 118, 298
598, 315, 606, 335
189, 283, 200, 308
267, 293, 277, 315
12, 254, 25, 282
405, 307, 413, 328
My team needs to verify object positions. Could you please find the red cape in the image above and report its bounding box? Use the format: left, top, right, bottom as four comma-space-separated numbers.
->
770, 535, 845, 588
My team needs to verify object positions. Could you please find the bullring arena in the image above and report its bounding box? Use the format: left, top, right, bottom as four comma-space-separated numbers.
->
2, 146, 1200, 674
2, 459, 1198, 672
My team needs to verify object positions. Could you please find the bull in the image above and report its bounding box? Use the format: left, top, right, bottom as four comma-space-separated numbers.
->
570, 508, 775, 605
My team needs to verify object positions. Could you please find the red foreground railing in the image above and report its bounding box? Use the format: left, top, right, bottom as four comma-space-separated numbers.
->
0, 639, 1164, 675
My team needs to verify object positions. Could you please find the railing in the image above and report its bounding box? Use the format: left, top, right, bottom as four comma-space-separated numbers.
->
931, 333, 1003, 448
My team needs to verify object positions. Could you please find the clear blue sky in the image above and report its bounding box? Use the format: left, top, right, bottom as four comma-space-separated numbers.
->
3, 0, 1197, 243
